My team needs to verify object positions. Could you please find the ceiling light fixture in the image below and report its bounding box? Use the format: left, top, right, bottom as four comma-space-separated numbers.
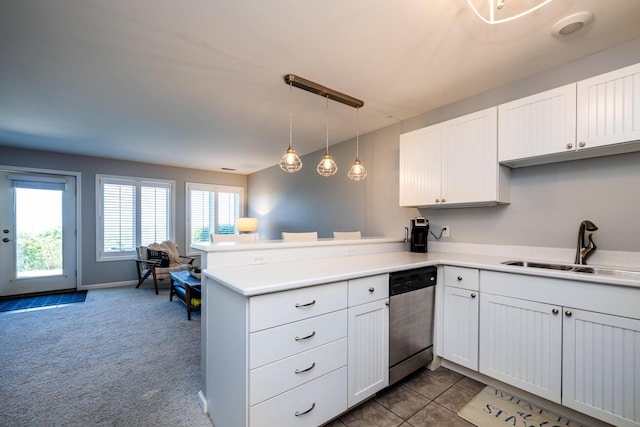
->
467, 0, 554, 24
282, 74, 364, 177
317, 95, 338, 177
348, 107, 367, 181
551, 11, 593, 36
279, 80, 303, 173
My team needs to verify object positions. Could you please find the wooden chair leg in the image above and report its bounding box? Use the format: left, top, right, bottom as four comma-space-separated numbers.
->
152, 272, 159, 295
185, 285, 192, 320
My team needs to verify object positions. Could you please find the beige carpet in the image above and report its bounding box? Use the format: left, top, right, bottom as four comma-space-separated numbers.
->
0, 286, 212, 427
458, 386, 586, 427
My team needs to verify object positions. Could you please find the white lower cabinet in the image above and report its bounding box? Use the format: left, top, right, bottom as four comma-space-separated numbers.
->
479, 293, 562, 403
250, 366, 348, 427
347, 299, 389, 407
443, 286, 479, 370
562, 308, 640, 427
347, 274, 389, 408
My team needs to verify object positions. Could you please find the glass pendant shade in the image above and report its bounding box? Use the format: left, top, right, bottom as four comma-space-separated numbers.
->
280, 81, 303, 173
317, 96, 337, 176
467, 0, 554, 24
348, 107, 367, 181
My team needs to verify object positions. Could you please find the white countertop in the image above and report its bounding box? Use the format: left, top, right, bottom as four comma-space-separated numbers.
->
204, 250, 640, 296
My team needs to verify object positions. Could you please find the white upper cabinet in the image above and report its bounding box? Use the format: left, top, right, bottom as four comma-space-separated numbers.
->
399, 107, 510, 208
577, 62, 640, 149
399, 124, 441, 207
498, 84, 577, 163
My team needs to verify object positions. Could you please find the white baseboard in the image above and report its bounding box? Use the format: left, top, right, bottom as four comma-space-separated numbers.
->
197, 390, 208, 414
79, 280, 138, 290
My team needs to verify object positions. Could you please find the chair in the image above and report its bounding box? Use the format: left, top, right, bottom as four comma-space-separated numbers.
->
211, 233, 259, 243
333, 231, 362, 239
135, 240, 195, 294
281, 232, 318, 242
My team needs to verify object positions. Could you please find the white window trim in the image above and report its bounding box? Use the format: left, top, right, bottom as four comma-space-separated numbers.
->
96, 174, 176, 262
185, 182, 245, 255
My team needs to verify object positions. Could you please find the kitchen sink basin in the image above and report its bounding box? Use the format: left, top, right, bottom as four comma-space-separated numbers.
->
501, 260, 640, 281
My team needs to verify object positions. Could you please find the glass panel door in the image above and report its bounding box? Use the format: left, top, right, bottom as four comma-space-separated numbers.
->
0, 171, 77, 296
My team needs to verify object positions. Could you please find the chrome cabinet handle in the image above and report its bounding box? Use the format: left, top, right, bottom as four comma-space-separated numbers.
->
385, 301, 390, 306
295, 331, 316, 341
566, 143, 573, 149
2, 237, 10, 243
368, 287, 375, 293
435, 199, 440, 203
457, 276, 463, 281
295, 300, 316, 308
295, 402, 316, 416
565, 310, 572, 317
295, 362, 316, 374
471, 293, 476, 298
552, 308, 559, 314
441, 198, 446, 203
579, 141, 586, 148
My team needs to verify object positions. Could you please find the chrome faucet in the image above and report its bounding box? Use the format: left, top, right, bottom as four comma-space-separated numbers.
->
574, 220, 598, 265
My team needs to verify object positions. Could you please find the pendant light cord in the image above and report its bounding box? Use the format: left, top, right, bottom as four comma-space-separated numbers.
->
355, 107, 360, 161
288, 81, 293, 150
325, 95, 330, 155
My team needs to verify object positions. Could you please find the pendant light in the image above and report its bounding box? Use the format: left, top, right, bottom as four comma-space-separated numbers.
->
348, 107, 367, 181
279, 81, 303, 173
316, 95, 338, 176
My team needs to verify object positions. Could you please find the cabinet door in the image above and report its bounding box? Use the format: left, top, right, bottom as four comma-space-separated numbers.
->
498, 83, 577, 162
577, 62, 640, 150
441, 107, 498, 205
479, 293, 562, 403
562, 308, 640, 427
347, 299, 389, 407
399, 124, 441, 207
443, 286, 478, 370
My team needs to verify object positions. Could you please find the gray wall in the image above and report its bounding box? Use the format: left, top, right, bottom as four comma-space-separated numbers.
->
248, 38, 640, 253
0, 145, 246, 286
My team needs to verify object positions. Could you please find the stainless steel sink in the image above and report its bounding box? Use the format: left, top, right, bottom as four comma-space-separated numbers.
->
501, 260, 640, 281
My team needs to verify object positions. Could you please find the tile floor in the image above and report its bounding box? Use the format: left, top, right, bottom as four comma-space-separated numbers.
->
324, 366, 485, 427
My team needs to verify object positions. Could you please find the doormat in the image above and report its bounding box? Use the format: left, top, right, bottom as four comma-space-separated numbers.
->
0, 290, 87, 313
458, 386, 587, 427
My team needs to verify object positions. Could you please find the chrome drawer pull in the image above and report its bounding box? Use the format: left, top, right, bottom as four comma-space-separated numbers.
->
295, 331, 316, 341
369, 287, 375, 293
295, 299, 316, 308
295, 362, 316, 374
295, 402, 316, 417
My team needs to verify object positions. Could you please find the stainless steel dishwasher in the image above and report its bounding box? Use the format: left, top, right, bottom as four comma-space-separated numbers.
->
388, 266, 437, 385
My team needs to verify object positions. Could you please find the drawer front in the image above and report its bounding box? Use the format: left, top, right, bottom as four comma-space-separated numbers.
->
250, 366, 348, 427
250, 338, 347, 406
250, 309, 348, 369
348, 274, 389, 307
250, 281, 347, 332
444, 266, 479, 291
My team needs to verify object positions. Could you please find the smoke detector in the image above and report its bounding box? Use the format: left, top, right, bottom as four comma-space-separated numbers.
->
552, 11, 593, 36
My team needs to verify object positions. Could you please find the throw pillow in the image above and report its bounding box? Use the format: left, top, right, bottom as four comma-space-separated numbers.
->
147, 249, 170, 267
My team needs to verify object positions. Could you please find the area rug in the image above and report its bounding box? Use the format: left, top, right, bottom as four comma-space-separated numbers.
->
458, 386, 586, 427
0, 290, 87, 312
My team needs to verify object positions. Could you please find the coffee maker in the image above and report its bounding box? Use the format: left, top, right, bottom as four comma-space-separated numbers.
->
410, 217, 429, 253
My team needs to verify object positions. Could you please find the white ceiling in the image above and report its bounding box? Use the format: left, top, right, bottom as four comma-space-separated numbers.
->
1, 0, 640, 174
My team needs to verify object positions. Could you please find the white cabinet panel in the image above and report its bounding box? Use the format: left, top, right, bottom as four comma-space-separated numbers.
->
399, 124, 441, 207
250, 367, 348, 427
442, 107, 501, 205
250, 338, 347, 406
347, 299, 389, 407
479, 293, 562, 403
577, 62, 640, 149
348, 274, 389, 307
250, 309, 347, 369
249, 281, 347, 332
563, 309, 640, 427
443, 286, 478, 370
498, 83, 576, 162
443, 266, 479, 291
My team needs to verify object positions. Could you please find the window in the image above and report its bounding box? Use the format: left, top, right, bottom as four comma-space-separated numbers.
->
186, 182, 244, 253
97, 175, 175, 261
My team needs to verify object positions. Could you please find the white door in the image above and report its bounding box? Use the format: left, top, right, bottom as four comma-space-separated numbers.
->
443, 286, 479, 370
562, 308, 640, 427
0, 171, 77, 296
479, 293, 562, 403
347, 298, 389, 408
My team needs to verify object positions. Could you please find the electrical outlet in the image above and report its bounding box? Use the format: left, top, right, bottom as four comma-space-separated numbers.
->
442, 225, 450, 238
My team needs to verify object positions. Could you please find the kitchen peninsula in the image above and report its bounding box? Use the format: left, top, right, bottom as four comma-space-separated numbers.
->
193, 238, 640, 427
